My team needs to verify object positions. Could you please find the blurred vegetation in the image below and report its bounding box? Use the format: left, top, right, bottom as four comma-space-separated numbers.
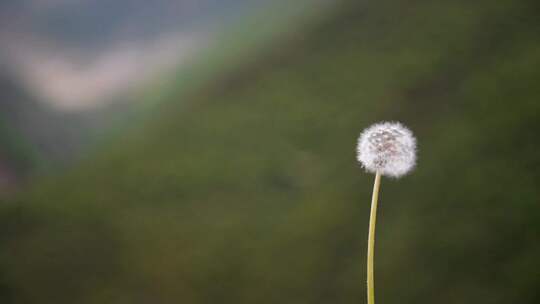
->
0, 71, 120, 175
0, 120, 38, 177
1, 0, 540, 303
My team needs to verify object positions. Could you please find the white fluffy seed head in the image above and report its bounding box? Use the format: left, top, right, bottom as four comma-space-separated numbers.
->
356, 121, 417, 178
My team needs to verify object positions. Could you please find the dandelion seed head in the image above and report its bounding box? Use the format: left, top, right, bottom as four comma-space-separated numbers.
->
357, 121, 416, 177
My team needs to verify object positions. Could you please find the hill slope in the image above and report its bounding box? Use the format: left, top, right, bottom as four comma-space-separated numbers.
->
0, 71, 120, 179
1, 0, 540, 303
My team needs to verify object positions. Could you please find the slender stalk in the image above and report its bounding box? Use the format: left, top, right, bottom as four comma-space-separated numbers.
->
367, 171, 381, 304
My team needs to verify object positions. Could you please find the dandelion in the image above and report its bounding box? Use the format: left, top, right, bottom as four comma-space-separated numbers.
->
356, 121, 417, 304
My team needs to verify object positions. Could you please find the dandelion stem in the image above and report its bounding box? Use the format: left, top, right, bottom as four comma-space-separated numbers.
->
367, 171, 381, 304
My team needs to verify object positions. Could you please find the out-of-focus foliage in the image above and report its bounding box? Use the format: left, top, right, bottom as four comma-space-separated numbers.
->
1, 0, 540, 303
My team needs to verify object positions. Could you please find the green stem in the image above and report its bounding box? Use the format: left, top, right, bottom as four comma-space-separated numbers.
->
367, 171, 381, 304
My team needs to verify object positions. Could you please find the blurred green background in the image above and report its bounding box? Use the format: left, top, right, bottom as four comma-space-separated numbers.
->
1, 0, 540, 303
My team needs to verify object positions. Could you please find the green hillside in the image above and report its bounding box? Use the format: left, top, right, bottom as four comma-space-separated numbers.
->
0, 118, 41, 195
0, 74, 43, 182
1, 0, 540, 303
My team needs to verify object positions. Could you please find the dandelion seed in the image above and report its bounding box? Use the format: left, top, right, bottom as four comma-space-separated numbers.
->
357, 121, 416, 177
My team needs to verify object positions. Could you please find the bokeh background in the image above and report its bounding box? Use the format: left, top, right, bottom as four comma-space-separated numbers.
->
1, 0, 539, 303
